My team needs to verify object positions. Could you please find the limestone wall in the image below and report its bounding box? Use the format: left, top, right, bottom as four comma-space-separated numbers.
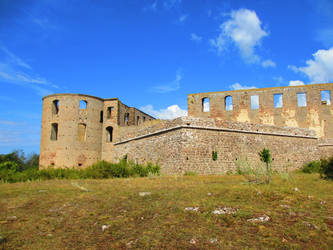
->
188, 83, 333, 139
113, 117, 319, 174
40, 94, 104, 168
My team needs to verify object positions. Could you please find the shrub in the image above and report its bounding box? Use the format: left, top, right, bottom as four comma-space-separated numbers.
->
258, 148, 272, 184
320, 157, 333, 180
301, 160, 321, 173
0, 158, 160, 183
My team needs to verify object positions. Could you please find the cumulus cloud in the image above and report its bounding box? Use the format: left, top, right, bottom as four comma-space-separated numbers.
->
230, 82, 256, 90
261, 59, 276, 68
190, 33, 202, 42
140, 104, 187, 120
289, 47, 333, 83
210, 8, 268, 63
150, 70, 182, 93
289, 80, 304, 86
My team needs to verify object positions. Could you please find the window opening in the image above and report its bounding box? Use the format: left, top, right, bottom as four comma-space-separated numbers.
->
78, 123, 86, 142
297, 93, 307, 107
52, 100, 59, 115
321, 90, 331, 105
250, 95, 259, 110
79, 100, 87, 109
125, 113, 129, 125
106, 126, 113, 142
136, 116, 140, 125
107, 106, 114, 119
274, 94, 283, 108
100, 111, 103, 123
225, 96, 233, 111
51, 123, 58, 141
202, 97, 210, 112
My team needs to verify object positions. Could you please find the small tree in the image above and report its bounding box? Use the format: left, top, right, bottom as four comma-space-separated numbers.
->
259, 148, 272, 184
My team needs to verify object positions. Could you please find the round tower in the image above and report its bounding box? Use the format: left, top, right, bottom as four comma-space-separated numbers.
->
39, 94, 104, 168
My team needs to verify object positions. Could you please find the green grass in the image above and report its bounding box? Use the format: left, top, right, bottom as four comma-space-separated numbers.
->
0, 173, 332, 249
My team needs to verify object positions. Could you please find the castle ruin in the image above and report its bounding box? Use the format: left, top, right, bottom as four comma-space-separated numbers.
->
40, 83, 333, 174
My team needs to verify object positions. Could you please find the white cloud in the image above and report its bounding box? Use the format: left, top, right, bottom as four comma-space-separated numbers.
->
261, 59, 276, 68
210, 8, 268, 63
0, 46, 56, 96
289, 80, 304, 86
150, 70, 182, 93
230, 82, 256, 90
289, 47, 333, 83
1, 47, 31, 70
190, 33, 202, 42
179, 14, 188, 23
140, 104, 187, 120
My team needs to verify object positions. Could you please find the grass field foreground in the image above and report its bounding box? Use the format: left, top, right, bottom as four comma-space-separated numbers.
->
0, 173, 332, 249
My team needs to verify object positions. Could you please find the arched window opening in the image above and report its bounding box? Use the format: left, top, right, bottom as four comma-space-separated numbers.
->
202, 97, 210, 112
136, 116, 140, 125
125, 113, 129, 125
79, 100, 87, 109
52, 100, 59, 115
106, 126, 113, 142
143, 116, 146, 122
251, 95, 259, 110
225, 96, 233, 111
78, 123, 86, 142
100, 111, 103, 123
51, 123, 58, 141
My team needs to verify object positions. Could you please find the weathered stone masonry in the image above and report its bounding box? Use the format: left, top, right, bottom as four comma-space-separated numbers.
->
40, 83, 333, 174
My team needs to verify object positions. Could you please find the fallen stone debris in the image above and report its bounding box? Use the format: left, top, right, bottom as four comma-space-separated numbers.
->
247, 215, 270, 223
184, 207, 199, 212
139, 192, 151, 197
212, 207, 238, 215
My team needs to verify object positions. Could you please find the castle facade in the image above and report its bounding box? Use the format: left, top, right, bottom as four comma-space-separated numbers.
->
40, 83, 333, 174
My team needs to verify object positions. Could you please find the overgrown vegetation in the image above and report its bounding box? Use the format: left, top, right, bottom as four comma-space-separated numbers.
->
0, 152, 159, 183
258, 148, 272, 184
212, 151, 217, 161
1, 174, 332, 249
301, 156, 333, 180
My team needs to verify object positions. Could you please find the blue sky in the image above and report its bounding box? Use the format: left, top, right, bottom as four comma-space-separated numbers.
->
0, 0, 333, 154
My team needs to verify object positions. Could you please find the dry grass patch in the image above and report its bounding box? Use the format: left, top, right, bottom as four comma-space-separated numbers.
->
0, 174, 332, 249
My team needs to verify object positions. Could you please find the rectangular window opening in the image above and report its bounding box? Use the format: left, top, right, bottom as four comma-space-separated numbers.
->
297, 92, 307, 107
225, 96, 233, 111
321, 90, 331, 105
78, 123, 86, 142
107, 106, 114, 119
51, 123, 58, 141
274, 94, 283, 108
250, 95, 259, 110
202, 97, 210, 112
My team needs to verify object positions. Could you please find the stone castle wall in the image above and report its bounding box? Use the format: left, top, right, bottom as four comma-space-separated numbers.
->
112, 117, 321, 174
40, 94, 155, 168
40, 94, 104, 168
39, 84, 333, 172
188, 83, 333, 139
